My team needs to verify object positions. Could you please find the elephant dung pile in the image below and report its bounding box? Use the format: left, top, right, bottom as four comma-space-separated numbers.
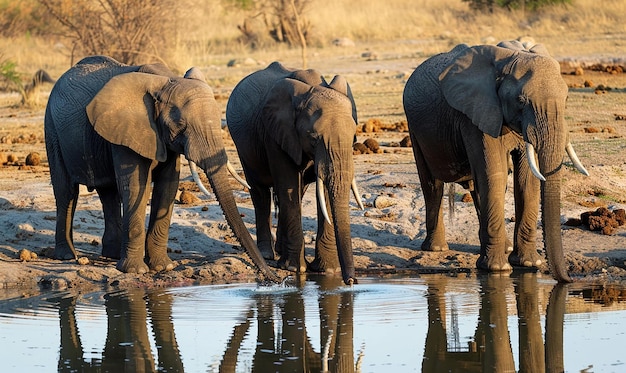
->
566, 207, 626, 235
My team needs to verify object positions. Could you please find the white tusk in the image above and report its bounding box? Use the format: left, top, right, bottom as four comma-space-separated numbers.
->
189, 161, 212, 196
317, 177, 332, 225
351, 177, 365, 210
526, 142, 546, 182
566, 142, 589, 176
227, 161, 251, 189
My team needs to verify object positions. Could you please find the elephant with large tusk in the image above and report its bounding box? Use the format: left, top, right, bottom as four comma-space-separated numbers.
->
226, 61, 363, 285
403, 40, 588, 283
44, 55, 279, 282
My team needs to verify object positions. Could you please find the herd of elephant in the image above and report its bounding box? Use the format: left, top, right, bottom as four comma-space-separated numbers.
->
44, 39, 589, 286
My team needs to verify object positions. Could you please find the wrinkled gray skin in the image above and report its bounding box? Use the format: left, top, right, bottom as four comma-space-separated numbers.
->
45, 56, 278, 281
226, 61, 359, 285
403, 41, 581, 282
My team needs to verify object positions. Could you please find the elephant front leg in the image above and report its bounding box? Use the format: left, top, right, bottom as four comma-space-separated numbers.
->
308, 194, 341, 274
274, 186, 306, 273
113, 147, 153, 274
52, 183, 79, 260
469, 134, 511, 272
97, 185, 122, 259
144, 155, 179, 272
509, 149, 542, 268
250, 186, 276, 260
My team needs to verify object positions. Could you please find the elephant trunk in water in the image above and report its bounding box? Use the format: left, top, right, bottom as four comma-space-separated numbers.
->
186, 126, 280, 283
526, 108, 573, 283
316, 144, 356, 285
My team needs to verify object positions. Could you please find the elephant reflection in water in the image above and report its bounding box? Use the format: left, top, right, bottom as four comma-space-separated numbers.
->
422, 273, 566, 373
53, 289, 183, 372
220, 276, 362, 372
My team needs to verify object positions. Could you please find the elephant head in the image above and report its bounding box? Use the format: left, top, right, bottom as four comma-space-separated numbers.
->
261, 74, 362, 285
85, 70, 279, 282
438, 43, 588, 282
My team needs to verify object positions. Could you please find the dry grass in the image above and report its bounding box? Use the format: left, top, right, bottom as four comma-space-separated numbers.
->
0, 0, 625, 78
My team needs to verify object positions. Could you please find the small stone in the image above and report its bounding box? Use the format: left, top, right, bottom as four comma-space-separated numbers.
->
25, 152, 41, 166
179, 190, 200, 204
77, 257, 90, 265
399, 135, 411, 147
18, 249, 34, 262
374, 195, 396, 209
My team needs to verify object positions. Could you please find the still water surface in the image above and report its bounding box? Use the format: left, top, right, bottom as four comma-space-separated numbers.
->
1, 273, 625, 372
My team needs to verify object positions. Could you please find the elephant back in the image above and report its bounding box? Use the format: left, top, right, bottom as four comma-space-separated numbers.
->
45, 57, 140, 186
403, 45, 469, 122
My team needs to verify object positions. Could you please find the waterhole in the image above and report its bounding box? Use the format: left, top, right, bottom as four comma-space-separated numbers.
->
0, 272, 625, 372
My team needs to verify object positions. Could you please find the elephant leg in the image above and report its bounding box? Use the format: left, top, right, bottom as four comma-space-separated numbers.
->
466, 132, 511, 272
309, 189, 341, 274
145, 154, 179, 272
96, 185, 122, 259
250, 185, 276, 260
509, 149, 542, 268
274, 181, 306, 273
52, 181, 79, 260
469, 186, 513, 254
112, 145, 153, 274
412, 139, 448, 251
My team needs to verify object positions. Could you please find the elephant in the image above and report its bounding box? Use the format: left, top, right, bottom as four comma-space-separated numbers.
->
225, 61, 363, 285
44, 55, 279, 281
402, 41, 588, 282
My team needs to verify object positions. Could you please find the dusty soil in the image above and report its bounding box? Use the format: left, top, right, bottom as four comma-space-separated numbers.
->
2, 39, 626, 296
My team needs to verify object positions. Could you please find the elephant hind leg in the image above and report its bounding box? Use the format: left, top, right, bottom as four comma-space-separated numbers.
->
412, 140, 448, 252
53, 183, 79, 260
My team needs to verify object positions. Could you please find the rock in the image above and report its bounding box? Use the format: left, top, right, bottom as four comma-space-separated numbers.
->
363, 138, 380, 152
374, 195, 396, 209
179, 190, 200, 204
399, 135, 411, 147
25, 152, 41, 166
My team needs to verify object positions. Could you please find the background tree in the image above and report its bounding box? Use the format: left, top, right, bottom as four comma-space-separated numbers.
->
228, 0, 312, 67
37, 0, 177, 65
463, 0, 572, 12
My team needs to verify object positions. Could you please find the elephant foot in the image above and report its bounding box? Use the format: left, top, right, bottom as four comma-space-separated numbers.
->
258, 242, 277, 261
278, 255, 307, 273
421, 237, 449, 252
116, 257, 150, 274
476, 255, 513, 272
52, 245, 77, 261
148, 255, 175, 272
308, 257, 341, 275
509, 251, 543, 268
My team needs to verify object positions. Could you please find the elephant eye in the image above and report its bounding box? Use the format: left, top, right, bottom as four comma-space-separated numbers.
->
518, 94, 530, 106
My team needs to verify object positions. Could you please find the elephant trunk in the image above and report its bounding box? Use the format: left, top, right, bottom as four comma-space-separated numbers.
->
317, 145, 356, 285
541, 174, 571, 282
187, 130, 280, 283
533, 130, 571, 283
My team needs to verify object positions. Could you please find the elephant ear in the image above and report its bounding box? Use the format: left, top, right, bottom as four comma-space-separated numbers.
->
262, 78, 309, 165
138, 63, 175, 77
328, 75, 358, 124
528, 43, 551, 56
439, 45, 507, 138
86, 72, 171, 162
184, 67, 206, 81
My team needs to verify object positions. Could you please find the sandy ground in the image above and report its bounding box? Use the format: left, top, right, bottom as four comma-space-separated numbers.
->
2, 39, 626, 296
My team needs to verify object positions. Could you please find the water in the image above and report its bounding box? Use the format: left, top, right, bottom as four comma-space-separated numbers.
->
0, 273, 625, 372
